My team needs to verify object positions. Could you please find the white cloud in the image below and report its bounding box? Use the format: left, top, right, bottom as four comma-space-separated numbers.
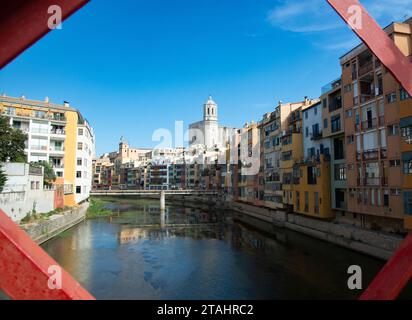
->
267, 0, 412, 34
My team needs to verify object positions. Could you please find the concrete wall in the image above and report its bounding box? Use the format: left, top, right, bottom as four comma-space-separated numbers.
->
0, 163, 55, 221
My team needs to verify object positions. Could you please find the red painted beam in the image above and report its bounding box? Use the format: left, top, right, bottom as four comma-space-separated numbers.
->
360, 231, 412, 300
0, 0, 90, 70
327, 0, 412, 97
0, 209, 95, 300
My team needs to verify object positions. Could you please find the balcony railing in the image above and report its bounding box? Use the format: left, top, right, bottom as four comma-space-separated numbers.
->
363, 149, 379, 160
361, 118, 377, 131
31, 128, 49, 134
51, 129, 66, 135
31, 145, 48, 151
360, 94, 373, 104
311, 131, 323, 141
50, 147, 65, 152
364, 177, 380, 186
358, 61, 374, 77
321, 78, 341, 95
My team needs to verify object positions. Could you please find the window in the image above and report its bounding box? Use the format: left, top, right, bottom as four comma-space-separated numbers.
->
305, 111, 308, 119
307, 166, 317, 185
383, 190, 389, 207
31, 181, 35, 190
77, 158, 82, 166
296, 191, 300, 210
334, 164, 347, 181
322, 98, 327, 109
76, 186, 81, 194
77, 142, 83, 150
346, 109, 353, 118
400, 88, 410, 101
390, 159, 400, 167
314, 192, 319, 214
331, 115, 341, 133
324, 119, 328, 129
404, 160, 412, 174
391, 189, 401, 196
347, 135, 354, 144
78, 128, 84, 136
344, 84, 352, 93
305, 127, 309, 137
404, 192, 412, 215
76, 171, 82, 178
386, 92, 397, 104
304, 192, 309, 212
314, 107, 317, 115
387, 124, 399, 136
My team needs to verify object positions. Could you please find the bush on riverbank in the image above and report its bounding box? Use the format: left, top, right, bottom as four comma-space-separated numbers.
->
87, 199, 113, 218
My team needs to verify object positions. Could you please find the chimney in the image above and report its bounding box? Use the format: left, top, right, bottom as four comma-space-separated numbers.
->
304, 96, 309, 105
20, 94, 25, 100
63, 101, 70, 108
45, 97, 49, 103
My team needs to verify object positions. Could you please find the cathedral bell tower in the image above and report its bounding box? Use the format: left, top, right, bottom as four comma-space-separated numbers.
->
203, 95, 218, 122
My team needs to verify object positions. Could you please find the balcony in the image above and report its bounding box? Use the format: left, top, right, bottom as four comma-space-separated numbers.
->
31, 145, 48, 151
364, 177, 380, 186
50, 146, 65, 152
321, 78, 341, 95
363, 149, 379, 161
361, 118, 377, 131
31, 128, 49, 134
311, 131, 323, 141
358, 61, 374, 77
360, 94, 373, 104
378, 116, 385, 126
293, 177, 300, 185
381, 177, 388, 187
51, 128, 66, 135
381, 148, 387, 159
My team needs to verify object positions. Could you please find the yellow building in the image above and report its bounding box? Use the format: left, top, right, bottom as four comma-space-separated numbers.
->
0, 95, 95, 207
293, 155, 333, 219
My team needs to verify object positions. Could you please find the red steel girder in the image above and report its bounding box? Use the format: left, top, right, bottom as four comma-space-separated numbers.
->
360, 231, 412, 300
0, 209, 95, 300
327, 0, 412, 97
0, 0, 90, 69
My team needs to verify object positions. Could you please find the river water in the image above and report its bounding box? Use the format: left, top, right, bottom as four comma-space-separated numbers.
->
40, 198, 406, 300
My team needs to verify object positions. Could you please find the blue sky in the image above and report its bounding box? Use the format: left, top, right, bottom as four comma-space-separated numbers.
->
1, 0, 411, 155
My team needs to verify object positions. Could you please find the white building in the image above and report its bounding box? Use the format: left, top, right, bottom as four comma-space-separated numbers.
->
189, 96, 237, 151
302, 101, 331, 160
0, 163, 55, 221
75, 117, 95, 203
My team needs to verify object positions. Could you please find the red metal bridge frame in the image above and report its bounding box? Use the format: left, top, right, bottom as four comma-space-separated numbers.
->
0, 0, 411, 300
327, 0, 412, 300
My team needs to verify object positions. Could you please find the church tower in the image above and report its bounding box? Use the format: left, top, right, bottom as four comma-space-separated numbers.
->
203, 95, 218, 122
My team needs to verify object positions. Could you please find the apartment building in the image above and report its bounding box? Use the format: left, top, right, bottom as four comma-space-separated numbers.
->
0, 95, 95, 206
340, 18, 412, 232
238, 122, 261, 204
280, 98, 319, 212
321, 78, 347, 214
148, 164, 169, 190
75, 116, 95, 203
295, 101, 333, 219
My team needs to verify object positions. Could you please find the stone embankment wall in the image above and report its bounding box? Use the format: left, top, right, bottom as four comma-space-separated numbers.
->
166, 194, 403, 260
23, 202, 89, 244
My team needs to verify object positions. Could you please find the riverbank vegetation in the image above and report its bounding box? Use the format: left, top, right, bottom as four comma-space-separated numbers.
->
87, 199, 113, 218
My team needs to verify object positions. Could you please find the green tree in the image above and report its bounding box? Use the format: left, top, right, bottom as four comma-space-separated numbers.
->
0, 165, 6, 192
0, 116, 27, 162
33, 161, 56, 186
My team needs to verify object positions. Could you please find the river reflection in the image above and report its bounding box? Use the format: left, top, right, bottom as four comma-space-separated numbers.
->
41, 198, 393, 300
